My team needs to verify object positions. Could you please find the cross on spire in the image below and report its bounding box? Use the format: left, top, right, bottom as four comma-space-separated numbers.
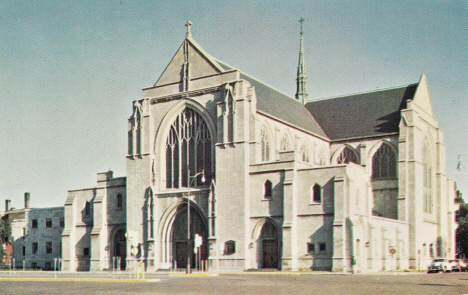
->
299, 17, 305, 35
185, 20, 193, 37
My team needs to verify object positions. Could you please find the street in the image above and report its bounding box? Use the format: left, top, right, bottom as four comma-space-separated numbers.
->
0, 271, 468, 295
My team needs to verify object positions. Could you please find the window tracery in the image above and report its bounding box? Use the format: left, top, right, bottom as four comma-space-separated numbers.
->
337, 147, 359, 164
165, 108, 212, 189
372, 143, 397, 179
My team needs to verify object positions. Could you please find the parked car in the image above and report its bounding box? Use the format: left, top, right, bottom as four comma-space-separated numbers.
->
449, 260, 461, 272
427, 258, 450, 273
453, 259, 468, 271
462, 260, 468, 272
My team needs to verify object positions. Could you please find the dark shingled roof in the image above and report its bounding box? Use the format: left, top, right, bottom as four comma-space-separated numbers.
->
305, 84, 418, 141
217, 61, 328, 139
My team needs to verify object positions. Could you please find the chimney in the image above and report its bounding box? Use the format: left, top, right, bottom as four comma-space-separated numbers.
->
5, 199, 11, 211
25, 192, 30, 209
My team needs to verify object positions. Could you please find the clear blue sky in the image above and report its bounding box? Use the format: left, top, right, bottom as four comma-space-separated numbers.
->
0, 1, 467, 208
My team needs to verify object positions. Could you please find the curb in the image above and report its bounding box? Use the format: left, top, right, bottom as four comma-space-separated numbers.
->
0, 277, 161, 282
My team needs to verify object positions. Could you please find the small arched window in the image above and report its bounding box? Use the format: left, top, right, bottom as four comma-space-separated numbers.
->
85, 201, 91, 216
261, 127, 270, 162
372, 143, 397, 180
280, 135, 290, 151
117, 194, 123, 209
300, 144, 310, 163
312, 184, 321, 203
337, 147, 359, 164
264, 180, 272, 199
224, 240, 236, 255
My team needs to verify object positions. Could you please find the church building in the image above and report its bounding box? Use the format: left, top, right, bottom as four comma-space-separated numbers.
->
62, 22, 459, 273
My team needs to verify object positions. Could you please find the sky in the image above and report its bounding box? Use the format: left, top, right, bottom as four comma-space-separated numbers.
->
0, 0, 467, 208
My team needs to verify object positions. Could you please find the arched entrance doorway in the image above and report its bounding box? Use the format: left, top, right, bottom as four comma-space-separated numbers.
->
113, 229, 126, 270
171, 202, 208, 270
260, 220, 279, 269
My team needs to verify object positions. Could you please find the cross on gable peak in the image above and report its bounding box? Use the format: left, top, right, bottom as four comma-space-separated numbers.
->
185, 20, 193, 37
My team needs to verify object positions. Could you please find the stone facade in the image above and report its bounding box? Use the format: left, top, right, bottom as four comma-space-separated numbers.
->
61, 26, 459, 273
62, 171, 126, 271
2, 194, 64, 270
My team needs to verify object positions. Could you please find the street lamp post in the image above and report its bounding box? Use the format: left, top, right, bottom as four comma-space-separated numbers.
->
187, 169, 205, 274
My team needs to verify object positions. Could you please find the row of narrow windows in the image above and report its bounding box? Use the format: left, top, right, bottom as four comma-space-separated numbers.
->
263, 128, 398, 180
31, 218, 64, 229
29, 241, 59, 255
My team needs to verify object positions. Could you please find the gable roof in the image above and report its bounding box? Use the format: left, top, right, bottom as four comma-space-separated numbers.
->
153, 34, 421, 143
305, 84, 418, 141
216, 61, 328, 139
154, 36, 225, 87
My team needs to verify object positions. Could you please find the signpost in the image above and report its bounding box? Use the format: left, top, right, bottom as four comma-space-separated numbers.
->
195, 234, 202, 271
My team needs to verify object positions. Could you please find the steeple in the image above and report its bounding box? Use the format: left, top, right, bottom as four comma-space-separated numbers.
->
295, 17, 308, 104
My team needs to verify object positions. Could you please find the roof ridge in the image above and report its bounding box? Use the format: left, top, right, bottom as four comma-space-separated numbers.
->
215, 58, 299, 102
308, 82, 419, 103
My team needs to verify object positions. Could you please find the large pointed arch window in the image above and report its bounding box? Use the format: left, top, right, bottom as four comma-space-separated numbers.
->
372, 143, 397, 180
261, 127, 270, 162
166, 108, 212, 189
336, 147, 359, 164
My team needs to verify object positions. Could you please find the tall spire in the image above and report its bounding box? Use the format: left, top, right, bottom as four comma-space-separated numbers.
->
295, 17, 308, 104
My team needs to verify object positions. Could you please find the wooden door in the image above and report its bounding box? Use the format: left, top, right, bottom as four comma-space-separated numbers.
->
262, 239, 278, 268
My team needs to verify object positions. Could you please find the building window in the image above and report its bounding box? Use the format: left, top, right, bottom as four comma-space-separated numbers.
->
60, 218, 64, 228
264, 180, 272, 199
22, 227, 26, 235
261, 127, 270, 162
307, 243, 315, 253
372, 143, 397, 180
165, 108, 212, 189
319, 243, 326, 252
22, 246, 25, 256
422, 139, 433, 214
280, 134, 290, 151
83, 247, 90, 256
46, 218, 52, 228
337, 147, 359, 164
85, 201, 91, 216
300, 144, 310, 163
46, 242, 52, 254
225, 240, 236, 255
32, 219, 38, 229
316, 147, 327, 166
32, 242, 38, 254
312, 184, 322, 203
117, 194, 123, 209
45, 262, 52, 270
